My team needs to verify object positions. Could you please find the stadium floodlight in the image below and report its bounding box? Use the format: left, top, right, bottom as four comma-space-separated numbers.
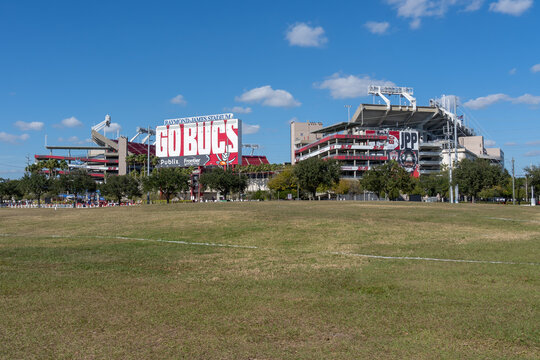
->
368, 85, 416, 111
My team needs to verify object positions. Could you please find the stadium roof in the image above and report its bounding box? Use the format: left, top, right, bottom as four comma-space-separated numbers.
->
314, 104, 475, 142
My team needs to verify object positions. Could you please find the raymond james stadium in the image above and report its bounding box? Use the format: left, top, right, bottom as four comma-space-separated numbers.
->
34, 86, 504, 200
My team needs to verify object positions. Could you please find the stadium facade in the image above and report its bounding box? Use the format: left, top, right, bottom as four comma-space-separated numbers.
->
291, 86, 504, 178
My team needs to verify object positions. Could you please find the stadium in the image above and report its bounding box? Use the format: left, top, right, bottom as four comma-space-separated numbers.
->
31, 85, 505, 201
291, 86, 504, 179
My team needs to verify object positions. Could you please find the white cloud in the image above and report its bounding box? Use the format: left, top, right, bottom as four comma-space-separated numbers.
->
170, 94, 187, 105
68, 136, 80, 143
104, 122, 122, 133
365, 21, 390, 34
464, 0, 484, 11
524, 150, 540, 157
58, 116, 83, 128
14, 121, 44, 131
464, 92, 540, 109
525, 140, 540, 146
0, 132, 29, 144
235, 85, 301, 108
489, 0, 533, 15
511, 94, 540, 105
242, 123, 260, 135
504, 141, 517, 146
509, 67, 517, 75
224, 106, 252, 114
315, 73, 395, 99
58, 137, 64, 142
485, 139, 496, 147
531, 64, 540, 73
386, 0, 488, 28
463, 93, 510, 109
285, 23, 327, 47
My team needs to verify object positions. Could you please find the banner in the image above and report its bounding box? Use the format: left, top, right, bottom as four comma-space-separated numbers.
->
156, 118, 242, 167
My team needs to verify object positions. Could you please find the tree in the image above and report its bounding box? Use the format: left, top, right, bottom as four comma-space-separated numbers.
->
101, 175, 142, 204
0, 179, 23, 203
144, 167, 189, 203
524, 165, 540, 196
21, 171, 50, 207
454, 158, 508, 202
268, 167, 296, 193
58, 169, 97, 207
418, 171, 449, 198
200, 167, 247, 199
293, 158, 340, 199
361, 161, 414, 200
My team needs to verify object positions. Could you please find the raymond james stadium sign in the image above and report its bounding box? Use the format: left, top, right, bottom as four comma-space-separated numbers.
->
163, 113, 234, 125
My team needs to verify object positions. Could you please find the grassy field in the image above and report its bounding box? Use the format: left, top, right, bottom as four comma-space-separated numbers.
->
1, 202, 539, 359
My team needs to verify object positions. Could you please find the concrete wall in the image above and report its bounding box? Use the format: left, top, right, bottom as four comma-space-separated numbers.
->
118, 136, 128, 175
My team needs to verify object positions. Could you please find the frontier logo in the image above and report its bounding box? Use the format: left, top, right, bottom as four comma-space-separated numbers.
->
184, 157, 201, 166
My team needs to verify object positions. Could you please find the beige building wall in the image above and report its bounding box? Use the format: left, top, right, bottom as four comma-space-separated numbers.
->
290, 121, 323, 164
118, 136, 128, 175
458, 136, 484, 156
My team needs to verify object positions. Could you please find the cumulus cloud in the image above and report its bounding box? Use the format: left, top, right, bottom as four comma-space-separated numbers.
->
242, 123, 260, 135
525, 140, 540, 146
315, 73, 395, 99
463, 93, 509, 109
170, 94, 187, 105
509, 67, 517, 75
235, 86, 301, 108
489, 0, 533, 15
285, 23, 327, 47
0, 132, 29, 144
386, 0, 487, 28
104, 122, 122, 134
511, 94, 540, 105
464, 0, 484, 11
365, 21, 390, 34
224, 106, 252, 114
56, 116, 83, 128
14, 121, 44, 131
485, 139, 496, 147
504, 141, 517, 146
531, 64, 540, 73
464, 92, 540, 109
524, 150, 540, 157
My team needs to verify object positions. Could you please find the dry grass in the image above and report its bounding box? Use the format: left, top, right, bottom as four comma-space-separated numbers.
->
0, 201, 539, 359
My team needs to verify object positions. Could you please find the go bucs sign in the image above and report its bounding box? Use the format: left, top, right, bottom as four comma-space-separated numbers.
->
156, 113, 242, 168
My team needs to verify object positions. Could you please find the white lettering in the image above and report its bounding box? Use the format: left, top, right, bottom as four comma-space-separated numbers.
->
197, 122, 211, 155
225, 120, 238, 152
212, 122, 225, 154
184, 123, 197, 155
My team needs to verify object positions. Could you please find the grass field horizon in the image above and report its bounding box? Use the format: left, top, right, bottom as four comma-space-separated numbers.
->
1, 202, 539, 359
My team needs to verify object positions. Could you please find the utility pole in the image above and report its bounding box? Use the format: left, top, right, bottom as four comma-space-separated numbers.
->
345, 105, 352, 123
445, 122, 454, 204
512, 158, 515, 205
147, 125, 151, 205
453, 105, 459, 204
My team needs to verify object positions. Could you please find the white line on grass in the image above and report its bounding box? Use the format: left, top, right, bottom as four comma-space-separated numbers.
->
1, 233, 537, 265
486, 217, 540, 224
106, 236, 258, 249
328, 251, 539, 266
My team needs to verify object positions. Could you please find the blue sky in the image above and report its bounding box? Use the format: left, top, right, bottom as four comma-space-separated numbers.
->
1, 0, 539, 178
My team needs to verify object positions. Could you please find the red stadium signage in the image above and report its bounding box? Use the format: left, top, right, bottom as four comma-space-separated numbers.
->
156, 118, 242, 167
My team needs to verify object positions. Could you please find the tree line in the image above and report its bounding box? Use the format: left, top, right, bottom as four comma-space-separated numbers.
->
2, 157, 539, 205
267, 157, 540, 203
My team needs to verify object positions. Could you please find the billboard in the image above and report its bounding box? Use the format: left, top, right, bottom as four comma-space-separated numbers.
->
156, 115, 242, 168
367, 130, 419, 177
